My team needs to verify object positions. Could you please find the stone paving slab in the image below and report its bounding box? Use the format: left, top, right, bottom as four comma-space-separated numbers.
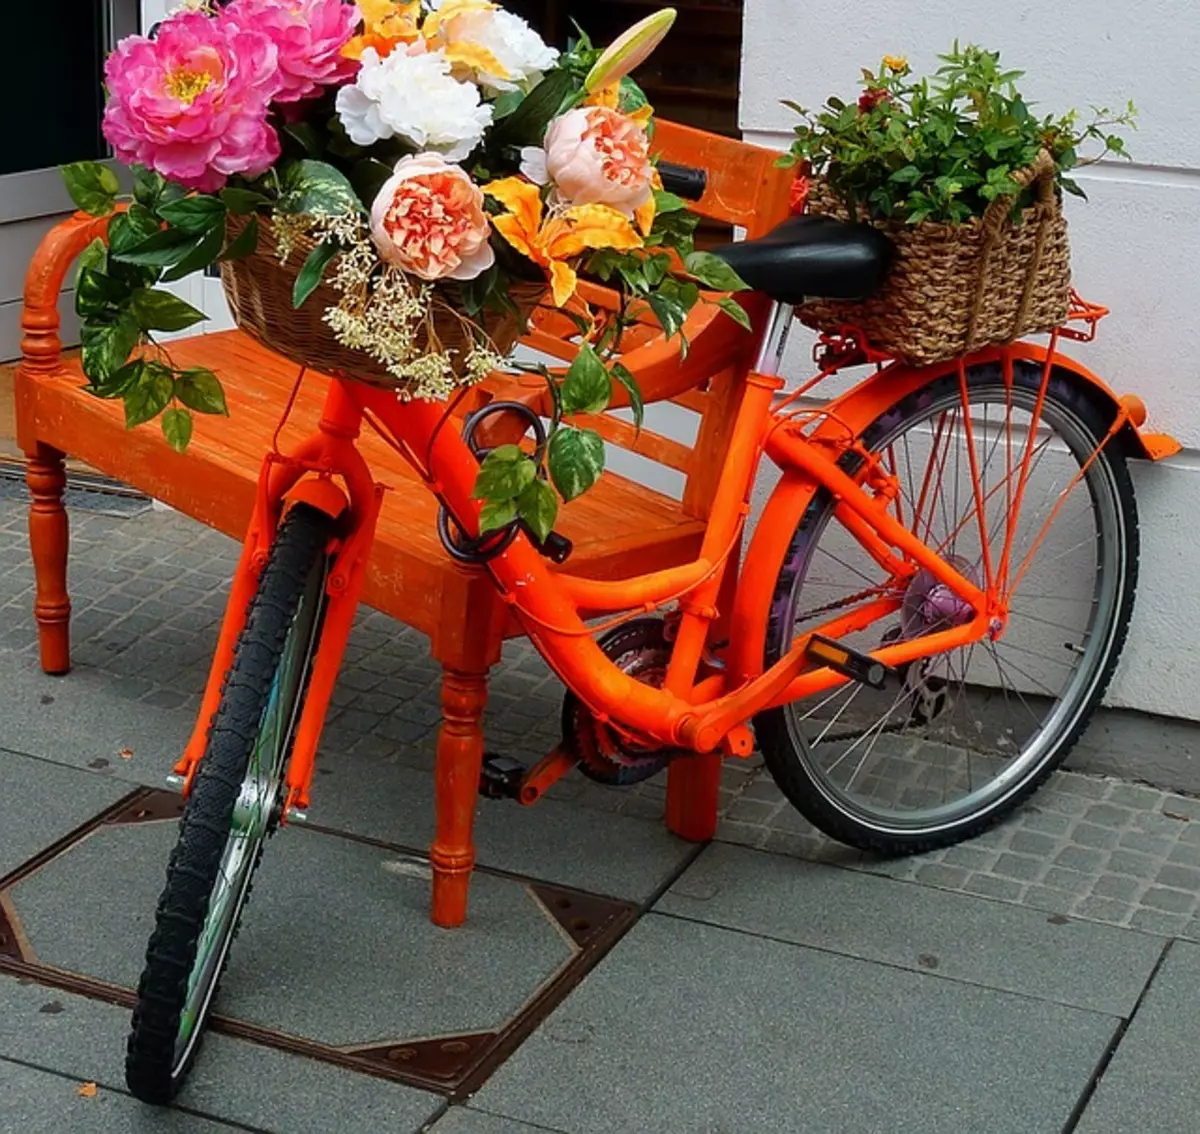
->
0, 750, 129, 878
427, 1108, 569, 1133
660, 842, 1166, 1017
1074, 939, 1200, 1134
0, 974, 443, 1133
0, 1058, 234, 1134
7, 815, 586, 1047
471, 913, 1117, 1134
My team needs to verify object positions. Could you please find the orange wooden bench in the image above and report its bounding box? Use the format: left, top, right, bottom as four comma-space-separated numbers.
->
16, 121, 792, 911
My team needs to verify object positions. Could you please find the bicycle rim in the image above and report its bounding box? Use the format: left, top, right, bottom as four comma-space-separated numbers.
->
774, 372, 1129, 836
172, 554, 327, 1072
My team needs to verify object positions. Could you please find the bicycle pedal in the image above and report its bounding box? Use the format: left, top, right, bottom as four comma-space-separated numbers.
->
479, 753, 527, 800
806, 635, 891, 690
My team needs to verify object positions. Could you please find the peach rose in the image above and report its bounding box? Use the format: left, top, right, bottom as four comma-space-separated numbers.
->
369, 153, 495, 281
521, 106, 653, 215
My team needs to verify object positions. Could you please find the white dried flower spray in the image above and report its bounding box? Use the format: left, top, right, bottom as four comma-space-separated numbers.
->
276, 211, 509, 401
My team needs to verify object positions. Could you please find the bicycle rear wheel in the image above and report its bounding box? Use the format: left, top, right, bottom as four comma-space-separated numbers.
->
125, 503, 334, 1103
755, 361, 1138, 853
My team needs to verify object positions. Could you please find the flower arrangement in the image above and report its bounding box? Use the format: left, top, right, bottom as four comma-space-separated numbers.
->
780, 43, 1136, 224
60, 0, 749, 537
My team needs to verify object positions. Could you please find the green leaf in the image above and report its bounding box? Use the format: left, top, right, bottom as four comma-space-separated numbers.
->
609, 361, 644, 429
652, 189, 687, 214
176, 367, 228, 415
157, 195, 226, 235
219, 215, 259, 262
490, 68, 575, 148
123, 361, 175, 429
220, 187, 271, 216
161, 406, 193, 453
472, 444, 536, 501
717, 296, 753, 331
107, 209, 162, 257
684, 250, 749, 292
293, 241, 339, 308
75, 237, 108, 286
75, 267, 131, 318
60, 162, 119, 216
130, 288, 206, 333
283, 121, 325, 158
647, 292, 688, 339
548, 426, 605, 502
87, 358, 143, 400
160, 223, 225, 283
479, 498, 518, 534
516, 476, 559, 543
1059, 177, 1087, 200
561, 344, 611, 416
111, 227, 203, 268
491, 87, 525, 120
80, 311, 140, 383
348, 158, 394, 210
278, 159, 364, 216
132, 166, 167, 209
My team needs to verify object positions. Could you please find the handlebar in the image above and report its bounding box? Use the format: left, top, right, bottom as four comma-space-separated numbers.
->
657, 161, 708, 201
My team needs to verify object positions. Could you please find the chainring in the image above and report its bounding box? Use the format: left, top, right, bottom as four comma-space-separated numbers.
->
562, 618, 687, 787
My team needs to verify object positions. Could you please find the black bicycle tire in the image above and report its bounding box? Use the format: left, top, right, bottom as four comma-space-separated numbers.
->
754, 362, 1139, 855
125, 502, 334, 1104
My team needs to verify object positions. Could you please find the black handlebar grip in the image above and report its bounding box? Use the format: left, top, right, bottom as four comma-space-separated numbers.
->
657, 161, 708, 201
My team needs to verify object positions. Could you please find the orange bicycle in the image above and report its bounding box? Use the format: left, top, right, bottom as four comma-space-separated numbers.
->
124, 132, 1175, 1102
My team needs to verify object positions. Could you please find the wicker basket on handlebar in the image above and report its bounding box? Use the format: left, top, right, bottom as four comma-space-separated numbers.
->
219, 214, 546, 391
798, 150, 1072, 365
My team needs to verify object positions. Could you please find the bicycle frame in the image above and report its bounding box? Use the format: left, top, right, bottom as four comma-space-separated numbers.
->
171, 295, 1171, 818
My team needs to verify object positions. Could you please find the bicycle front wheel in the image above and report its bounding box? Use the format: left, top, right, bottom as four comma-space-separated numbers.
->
755, 361, 1138, 854
125, 502, 333, 1103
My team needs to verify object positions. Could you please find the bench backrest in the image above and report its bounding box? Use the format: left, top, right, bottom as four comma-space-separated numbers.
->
487, 120, 795, 519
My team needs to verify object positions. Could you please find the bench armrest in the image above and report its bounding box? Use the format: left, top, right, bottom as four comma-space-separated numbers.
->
21, 210, 120, 377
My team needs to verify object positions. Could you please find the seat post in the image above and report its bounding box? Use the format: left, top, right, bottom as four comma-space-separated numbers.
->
753, 301, 793, 377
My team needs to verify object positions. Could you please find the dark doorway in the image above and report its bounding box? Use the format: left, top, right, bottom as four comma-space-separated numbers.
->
506, 1, 743, 137
2, 3, 114, 176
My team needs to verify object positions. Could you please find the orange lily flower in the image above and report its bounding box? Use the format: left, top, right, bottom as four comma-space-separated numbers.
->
343, 0, 421, 61
484, 177, 643, 307
422, 0, 511, 81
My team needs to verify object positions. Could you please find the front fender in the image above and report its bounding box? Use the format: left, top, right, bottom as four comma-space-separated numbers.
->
728, 343, 1179, 683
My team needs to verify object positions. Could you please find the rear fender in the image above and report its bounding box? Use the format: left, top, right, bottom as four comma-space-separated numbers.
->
729, 344, 1179, 683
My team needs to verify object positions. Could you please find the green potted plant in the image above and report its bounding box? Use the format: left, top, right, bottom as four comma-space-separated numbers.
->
780, 43, 1136, 364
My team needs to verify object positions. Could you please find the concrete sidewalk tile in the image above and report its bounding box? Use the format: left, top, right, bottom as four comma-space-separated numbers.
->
297, 751, 694, 904
0, 650, 193, 788
0, 749, 130, 878
429, 1108, 571, 1133
0, 1058, 234, 1133
1076, 940, 1200, 1133
0, 974, 442, 1134
471, 914, 1116, 1134
11, 820, 574, 1046
659, 842, 1162, 1017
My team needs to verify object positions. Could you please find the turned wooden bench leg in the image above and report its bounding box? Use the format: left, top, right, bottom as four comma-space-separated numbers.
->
429, 665, 490, 928
25, 443, 71, 675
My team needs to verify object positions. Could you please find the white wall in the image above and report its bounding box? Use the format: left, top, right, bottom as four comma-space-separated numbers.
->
740, 0, 1200, 719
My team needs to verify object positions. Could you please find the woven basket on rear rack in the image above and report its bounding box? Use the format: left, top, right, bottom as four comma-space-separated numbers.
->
219, 214, 546, 390
798, 149, 1072, 365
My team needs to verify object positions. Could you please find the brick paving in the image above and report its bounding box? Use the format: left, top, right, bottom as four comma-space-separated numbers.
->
1, 482, 1197, 937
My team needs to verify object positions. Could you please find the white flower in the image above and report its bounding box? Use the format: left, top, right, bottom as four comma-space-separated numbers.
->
435, 7, 558, 94
334, 47, 493, 163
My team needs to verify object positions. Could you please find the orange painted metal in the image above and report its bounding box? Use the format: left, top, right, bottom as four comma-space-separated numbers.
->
516, 747, 579, 806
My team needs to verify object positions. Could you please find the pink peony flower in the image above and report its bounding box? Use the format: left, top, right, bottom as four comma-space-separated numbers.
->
370, 153, 495, 281
102, 11, 282, 192
222, 0, 359, 103
523, 107, 653, 215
